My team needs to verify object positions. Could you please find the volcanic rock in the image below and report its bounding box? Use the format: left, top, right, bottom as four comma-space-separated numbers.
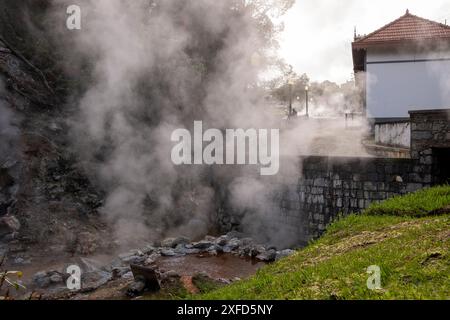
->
126, 280, 146, 297
161, 237, 190, 248
256, 249, 277, 262
0, 215, 20, 237
193, 241, 214, 250
130, 264, 160, 291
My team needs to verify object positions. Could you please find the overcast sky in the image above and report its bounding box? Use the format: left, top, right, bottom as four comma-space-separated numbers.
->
279, 0, 450, 84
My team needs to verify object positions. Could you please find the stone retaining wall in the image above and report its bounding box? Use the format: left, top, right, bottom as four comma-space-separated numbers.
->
269, 156, 430, 245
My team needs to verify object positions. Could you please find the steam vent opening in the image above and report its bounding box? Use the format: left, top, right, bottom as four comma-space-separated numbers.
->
433, 148, 450, 184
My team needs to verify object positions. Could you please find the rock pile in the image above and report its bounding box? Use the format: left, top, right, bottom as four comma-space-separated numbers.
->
31, 232, 296, 297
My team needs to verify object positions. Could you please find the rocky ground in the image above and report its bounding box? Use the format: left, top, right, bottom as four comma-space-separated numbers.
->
8, 232, 294, 300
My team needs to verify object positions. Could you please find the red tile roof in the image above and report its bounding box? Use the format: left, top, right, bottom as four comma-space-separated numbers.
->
353, 10, 450, 49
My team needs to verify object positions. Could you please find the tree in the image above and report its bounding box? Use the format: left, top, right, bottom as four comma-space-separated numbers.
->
269, 64, 310, 104
0, 0, 296, 101
269, 72, 364, 116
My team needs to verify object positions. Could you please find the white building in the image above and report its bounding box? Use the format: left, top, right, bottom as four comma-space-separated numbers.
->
352, 10, 450, 124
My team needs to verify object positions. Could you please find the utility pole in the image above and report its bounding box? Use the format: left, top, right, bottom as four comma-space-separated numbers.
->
288, 81, 293, 118
286, 65, 294, 120
305, 86, 309, 118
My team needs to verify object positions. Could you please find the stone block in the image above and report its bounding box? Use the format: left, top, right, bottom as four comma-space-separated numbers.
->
406, 183, 423, 193
419, 156, 433, 165
358, 199, 365, 209
364, 182, 377, 191
333, 180, 342, 188
314, 178, 328, 187
411, 131, 433, 140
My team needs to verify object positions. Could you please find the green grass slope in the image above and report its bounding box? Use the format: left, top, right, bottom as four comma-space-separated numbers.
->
198, 186, 450, 300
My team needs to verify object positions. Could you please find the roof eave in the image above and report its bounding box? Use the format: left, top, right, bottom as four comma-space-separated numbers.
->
352, 37, 450, 50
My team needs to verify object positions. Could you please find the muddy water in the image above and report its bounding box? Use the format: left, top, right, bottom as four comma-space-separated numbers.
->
3, 254, 111, 283
2, 253, 265, 299
157, 254, 265, 280
4, 253, 264, 285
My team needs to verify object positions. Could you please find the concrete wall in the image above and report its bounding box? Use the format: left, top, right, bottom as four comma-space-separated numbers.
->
366, 47, 450, 119
375, 121, 410, 148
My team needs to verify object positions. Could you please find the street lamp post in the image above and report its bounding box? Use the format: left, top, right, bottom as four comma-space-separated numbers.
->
305, 86, 309, 118
288, 79, 294, 118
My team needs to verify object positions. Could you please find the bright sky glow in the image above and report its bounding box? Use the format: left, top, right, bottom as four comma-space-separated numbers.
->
279, 0, 450, 83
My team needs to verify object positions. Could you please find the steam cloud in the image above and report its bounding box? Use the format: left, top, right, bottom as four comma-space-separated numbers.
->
49, 0, 275, 246
45, 0, 367, 248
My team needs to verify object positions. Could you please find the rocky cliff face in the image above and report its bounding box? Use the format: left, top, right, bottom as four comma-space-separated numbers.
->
0, 13, 109, 259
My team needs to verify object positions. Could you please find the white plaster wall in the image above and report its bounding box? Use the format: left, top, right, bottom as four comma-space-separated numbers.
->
367, 47, 450, 62
375, 122, 411, 148
366, 47, 450, 119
